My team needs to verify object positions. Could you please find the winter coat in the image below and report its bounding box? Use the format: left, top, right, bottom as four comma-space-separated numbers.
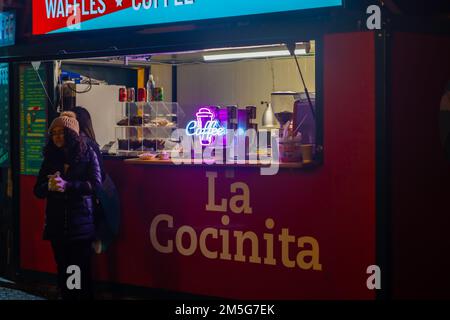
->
80, 134, 105, 183
34, 146, 102, 241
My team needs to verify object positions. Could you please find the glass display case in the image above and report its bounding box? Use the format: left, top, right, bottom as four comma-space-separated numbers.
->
115, 101, 184, 155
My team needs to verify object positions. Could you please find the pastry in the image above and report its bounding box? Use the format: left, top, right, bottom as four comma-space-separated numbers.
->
116, 118, 129, 126
157, 151, 170, 160
139, 152, 157, 160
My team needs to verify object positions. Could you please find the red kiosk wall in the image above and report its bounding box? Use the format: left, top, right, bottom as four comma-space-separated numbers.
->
20, 175, 56, 273
391, 32, 450, 299
19, 32, 377, 299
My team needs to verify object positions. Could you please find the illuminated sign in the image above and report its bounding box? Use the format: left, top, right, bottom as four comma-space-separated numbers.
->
0, 63, 9, 167
186, 107, 226, 146
0, 11, 15, 47
32, 0, 343, 35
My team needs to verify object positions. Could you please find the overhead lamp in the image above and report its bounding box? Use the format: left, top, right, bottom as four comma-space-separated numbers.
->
261, 101, 279, 128
203, 49, 307, 62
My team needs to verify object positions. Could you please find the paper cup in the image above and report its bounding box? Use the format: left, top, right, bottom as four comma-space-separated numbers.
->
301, 144, 314, 163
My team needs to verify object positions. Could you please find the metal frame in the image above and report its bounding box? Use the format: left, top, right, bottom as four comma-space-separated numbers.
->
9, 61, 56, 283
314, 37, 325, 165
0, 3, 349, 62
9, 62, 20, 281
374, 29, 391, 300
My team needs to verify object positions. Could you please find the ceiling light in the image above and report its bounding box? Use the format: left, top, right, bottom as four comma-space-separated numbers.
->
204, 49, 307, 61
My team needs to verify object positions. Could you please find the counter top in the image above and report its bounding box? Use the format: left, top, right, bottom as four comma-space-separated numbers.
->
123, 158, 318, 169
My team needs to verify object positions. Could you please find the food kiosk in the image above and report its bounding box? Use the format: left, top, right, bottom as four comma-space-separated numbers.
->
1, 0, 450, 300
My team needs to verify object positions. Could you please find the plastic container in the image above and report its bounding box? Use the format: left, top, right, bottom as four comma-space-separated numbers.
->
278, 138, 302, 163
293, 92, 316, 144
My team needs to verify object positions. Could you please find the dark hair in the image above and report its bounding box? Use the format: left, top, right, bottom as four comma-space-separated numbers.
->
72, 106, 97, 143
61, 83, 76, 110
44, 127, 87, 163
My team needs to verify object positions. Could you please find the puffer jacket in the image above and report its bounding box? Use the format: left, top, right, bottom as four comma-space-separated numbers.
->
34, 146, 102, 241
80, 134, 105, 183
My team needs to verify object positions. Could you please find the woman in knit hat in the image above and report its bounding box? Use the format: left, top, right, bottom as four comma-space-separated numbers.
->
72, 106, 120, 256
34, 111, 102, 300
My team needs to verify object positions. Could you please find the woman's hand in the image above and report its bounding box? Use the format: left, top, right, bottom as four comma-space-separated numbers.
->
53, 175, 68, 192
48, 177, 56, 191
47, 172, 59, 192
47, 172, 67, 192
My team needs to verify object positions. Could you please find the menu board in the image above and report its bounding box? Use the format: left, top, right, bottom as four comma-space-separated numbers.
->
19, 64, 48, 175
0, 63, 9, 167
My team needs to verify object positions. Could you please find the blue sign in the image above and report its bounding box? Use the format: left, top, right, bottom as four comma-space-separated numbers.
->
0, 63, 9, 167
0, 11, 15, 47
34, 0, 343, 35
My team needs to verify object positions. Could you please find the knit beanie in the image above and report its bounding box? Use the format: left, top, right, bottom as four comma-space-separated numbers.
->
48, 111, 80, 136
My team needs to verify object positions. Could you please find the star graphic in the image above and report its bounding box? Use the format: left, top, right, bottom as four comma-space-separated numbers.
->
116, 0, 123, 7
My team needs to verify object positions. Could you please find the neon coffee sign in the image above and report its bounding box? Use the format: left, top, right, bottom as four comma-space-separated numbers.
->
185, 107, 226, 146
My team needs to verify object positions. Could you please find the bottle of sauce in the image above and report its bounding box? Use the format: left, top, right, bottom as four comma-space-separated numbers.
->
146, 74, 156, 102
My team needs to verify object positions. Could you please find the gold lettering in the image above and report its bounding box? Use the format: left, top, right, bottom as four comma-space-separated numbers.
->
278, 228, 296, 268
175, 225, 197, 256
149, 214, 322, 271
206, 172, 227, 212
297, 236, 322, 271
230, 182, 252, 214
219, 215, 231, 260
234, 231, 261, 264
150, 214, 173, 253
263, 218, 276, 265
199, 227, 218, 259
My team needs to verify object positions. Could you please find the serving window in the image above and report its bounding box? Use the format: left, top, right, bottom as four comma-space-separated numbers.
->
56, 41, 321, 167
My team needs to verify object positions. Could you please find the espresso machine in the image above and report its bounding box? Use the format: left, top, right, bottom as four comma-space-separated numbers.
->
270, 91, 295, 130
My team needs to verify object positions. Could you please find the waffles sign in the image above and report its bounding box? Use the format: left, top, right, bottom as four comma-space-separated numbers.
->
33, 0, 342, 35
